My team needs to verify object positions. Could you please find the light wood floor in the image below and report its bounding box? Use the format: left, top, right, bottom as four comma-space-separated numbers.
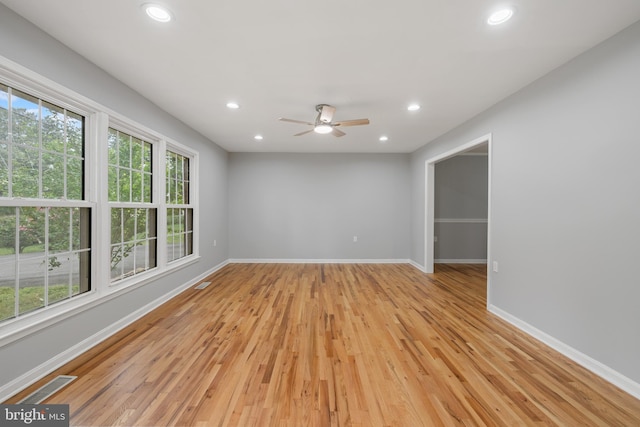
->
6, 263, 640, 426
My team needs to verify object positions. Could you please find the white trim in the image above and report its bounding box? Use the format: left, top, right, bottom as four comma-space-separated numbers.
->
108, 117, 162, 146
408, 260, 427, 273
0, 54, 203, 341
164, 136, 198, 158
425, 162, 435, 273
0, 259, 228, 403
228, 258, 411, 264
163, 144, 199, 261
425, 135, 491, 165
424, 133, 493, 304
190, 151, 199, 259
458, 152, 489, 157
0, 199, 94, 208
0, 255, 200, 347
435, 259, 487, 264
489, 304, 640, 400
0, 56, 99, 117
156, 139, 168, 268
435, 218, 488, 224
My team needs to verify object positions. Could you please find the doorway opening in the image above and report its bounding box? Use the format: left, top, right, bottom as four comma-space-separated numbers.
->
424, 133, 492, 305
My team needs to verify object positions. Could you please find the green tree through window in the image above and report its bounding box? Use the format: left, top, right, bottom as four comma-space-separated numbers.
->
108, 128, 156, 281
166, 150, 193, 262
0, 82, 90, 322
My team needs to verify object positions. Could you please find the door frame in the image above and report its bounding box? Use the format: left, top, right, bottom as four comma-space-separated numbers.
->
424, 133, 493, 304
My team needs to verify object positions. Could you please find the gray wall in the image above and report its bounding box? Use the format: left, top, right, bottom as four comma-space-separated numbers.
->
0, 5, 228, 389
411, 21, 640, 383
434, 154, 488, 261
2, 0, 639, 399
229, 153, 410, 260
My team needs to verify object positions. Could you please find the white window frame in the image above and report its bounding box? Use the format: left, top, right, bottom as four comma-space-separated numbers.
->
0, 56, 200, 347
165, 143, 197, 264
106, 123, 159, 285
0, 63, 98, 338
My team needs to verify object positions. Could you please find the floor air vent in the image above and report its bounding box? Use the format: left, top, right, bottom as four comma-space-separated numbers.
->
18, 375, 77, 404
195, 281, 211, 289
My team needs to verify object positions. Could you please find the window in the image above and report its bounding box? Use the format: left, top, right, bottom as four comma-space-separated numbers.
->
107, 128, 156, 282
0, 63, 199, 332
166, 150, 193, 262
0, 83, 91, 322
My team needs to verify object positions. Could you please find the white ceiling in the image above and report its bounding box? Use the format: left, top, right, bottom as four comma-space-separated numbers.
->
3, 1, 640, 153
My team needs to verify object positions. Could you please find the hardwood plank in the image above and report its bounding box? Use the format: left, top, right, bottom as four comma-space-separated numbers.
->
5, 263, 640, 426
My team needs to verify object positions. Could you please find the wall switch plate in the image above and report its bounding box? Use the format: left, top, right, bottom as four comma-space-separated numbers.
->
353, 236, 358, 242
213, 240, 217, 247
492, 261, 498, 272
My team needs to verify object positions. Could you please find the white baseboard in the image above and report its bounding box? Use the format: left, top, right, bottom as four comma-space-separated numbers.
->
489, 304, 640, 400
230, 258, 432, 276
228, 258, 411, 264
435, 259, 487, 264
408, 260, 427, 273
0, 260, 228, 403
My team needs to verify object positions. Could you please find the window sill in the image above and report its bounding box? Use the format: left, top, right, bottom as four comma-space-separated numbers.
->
0, 254, 200, 348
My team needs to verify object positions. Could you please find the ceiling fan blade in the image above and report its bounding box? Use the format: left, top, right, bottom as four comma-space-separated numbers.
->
331, 128, 346, 137
333, 118, 370, 127
294, 129, 314, 136
319, 105, 336, 123
279, 118, 314, 126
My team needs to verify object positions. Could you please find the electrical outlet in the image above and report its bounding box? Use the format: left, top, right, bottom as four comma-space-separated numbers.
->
213, 240, 217, 247
353, 236, 358, 243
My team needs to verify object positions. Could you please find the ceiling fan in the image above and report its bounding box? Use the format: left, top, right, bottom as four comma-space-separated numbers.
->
279, 104, 370, 137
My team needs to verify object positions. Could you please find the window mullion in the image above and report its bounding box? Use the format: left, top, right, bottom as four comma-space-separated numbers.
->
7, 86, 13, 198
63, 109, 68, 200
68, 208, 73, 298
38, 98, 43, 199
13, 207, 19, 318
155, 139, 167, 268
128, 134, 133, 202
133, 208, 138, 276
120, 208, 124, 279
44, 207, 49, 307
93, 111, 110, 294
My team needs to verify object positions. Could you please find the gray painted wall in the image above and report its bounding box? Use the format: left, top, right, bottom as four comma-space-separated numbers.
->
2, 0, 639, 400
229, 153, 410, 260
411, 21, 640, 383
434, 222, 487, 261
0, 5, 228, 389
434, 155, 488, 261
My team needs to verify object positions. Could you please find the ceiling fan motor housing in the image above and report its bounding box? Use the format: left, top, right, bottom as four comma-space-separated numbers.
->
316, 104, 335, 123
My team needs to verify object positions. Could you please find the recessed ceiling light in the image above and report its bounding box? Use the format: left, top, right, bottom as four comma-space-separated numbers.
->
226, 102, 240, 109
143, 4, 172, 23
487, 8, 513, 25
254, 135, 263, 140
407, 104, 421, 111
379, 136, 389, 142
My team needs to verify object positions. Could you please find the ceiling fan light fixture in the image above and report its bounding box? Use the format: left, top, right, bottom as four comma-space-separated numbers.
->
143, 4, 173, 22
314, 124, 333, 134
488, 8, 514, 25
